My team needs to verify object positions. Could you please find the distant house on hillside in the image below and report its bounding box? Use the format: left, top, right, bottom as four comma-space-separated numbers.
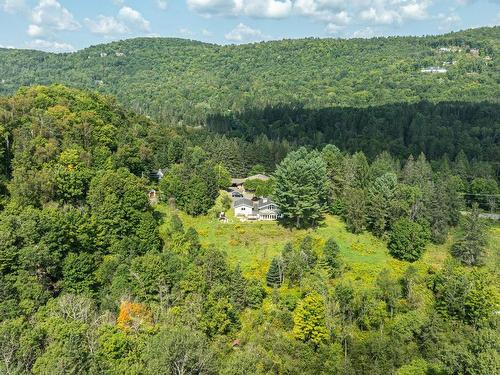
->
149, 168, 166, 181
231, 174, 270, 188
234, 197, 280, 221
469, 48, 480, 56
438, 46, 462, 53
421, 67, 447, 74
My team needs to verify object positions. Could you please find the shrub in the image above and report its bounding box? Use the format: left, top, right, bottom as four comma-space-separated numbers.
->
388, 218, 429, 262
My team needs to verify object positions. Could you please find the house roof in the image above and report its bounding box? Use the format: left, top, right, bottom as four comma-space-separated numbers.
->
256, 197, 275, 209
231, 174, 270, 185
149, 168, 167, 180
246, 174, 270, 181
234, 198, 254, 208
231, 178, 246, 185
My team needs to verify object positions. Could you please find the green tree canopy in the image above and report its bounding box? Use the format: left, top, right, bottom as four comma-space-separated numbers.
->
273, 147, 329, 228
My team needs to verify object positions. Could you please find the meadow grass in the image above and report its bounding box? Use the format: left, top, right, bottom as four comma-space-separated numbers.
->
154, 203, 500, 284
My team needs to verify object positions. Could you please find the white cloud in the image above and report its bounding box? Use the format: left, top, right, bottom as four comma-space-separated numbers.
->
400, 1, 432, 20
85, 15, 129, 35
202, 28, 214, 36
225, 22, 268, 42
179, 27, 195, 36
360, 7, 401, 25
26, 38, 75, 52
243, 0, 293, 18
1, 0, 26, 13
188, 0, 293, 18
84, 5, 152, 37
23, 0, 79, 51
352, 26, 375, 38
294, 0, 350, 23
27, 24, 44, 37
325, 22, 343, 34
438, 11, 461, 30
187, 0, 239, 16
187, 0, 435, 26
118, 6, 151, 31
156, 0, 168, 10
31, 0, 80, 31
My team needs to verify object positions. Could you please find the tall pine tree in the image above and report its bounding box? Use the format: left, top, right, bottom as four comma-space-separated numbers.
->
451, 205, 487, 266
273, 147, 329, 228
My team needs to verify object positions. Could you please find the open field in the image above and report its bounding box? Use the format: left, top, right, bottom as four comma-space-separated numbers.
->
155, 202, 500, 284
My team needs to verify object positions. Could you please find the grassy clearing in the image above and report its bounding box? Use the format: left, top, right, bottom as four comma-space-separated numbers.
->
155, 203, 499, 284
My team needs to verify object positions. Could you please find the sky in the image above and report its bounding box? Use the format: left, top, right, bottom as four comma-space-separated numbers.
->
0, 0, 499, 52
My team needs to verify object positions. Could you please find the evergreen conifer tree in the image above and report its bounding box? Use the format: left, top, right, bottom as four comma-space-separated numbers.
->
342, 187, 367, 234
230, 265, 247, 310
273, 147, 329, 228
266, 257, 283, 287
451, 205, 487, 266
300, 235, 317, 269
323, 238, 342, 277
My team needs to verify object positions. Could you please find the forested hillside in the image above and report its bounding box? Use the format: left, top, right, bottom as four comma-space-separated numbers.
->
0, 26, 499, 374
207, 101, 499, 163
0, 85, 498, 375
0, 27, 498, 126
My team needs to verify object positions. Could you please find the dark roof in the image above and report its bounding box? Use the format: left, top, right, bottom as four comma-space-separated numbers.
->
256, 197, 275, 209
231, 174, 270, 185
234, 198, 254, 208
149, 168, 167, 180
231, 178, 245, 185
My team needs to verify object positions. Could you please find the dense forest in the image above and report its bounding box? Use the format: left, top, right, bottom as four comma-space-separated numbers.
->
0, 27, 498, 126
207, 101, 500, 165
0, 84, 498, 375
0, 26, 499, 375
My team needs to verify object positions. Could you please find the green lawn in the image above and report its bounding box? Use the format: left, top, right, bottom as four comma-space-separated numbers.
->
155, 200, 499, 286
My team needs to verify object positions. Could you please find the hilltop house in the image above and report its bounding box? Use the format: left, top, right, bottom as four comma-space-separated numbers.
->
234, 197, 281, 221
421, 67, 447, 73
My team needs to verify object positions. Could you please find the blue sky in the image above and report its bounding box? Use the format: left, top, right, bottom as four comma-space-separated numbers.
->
0, 0, 499, 52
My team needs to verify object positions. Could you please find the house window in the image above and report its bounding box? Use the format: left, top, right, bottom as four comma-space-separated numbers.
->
241, 207, 245, 211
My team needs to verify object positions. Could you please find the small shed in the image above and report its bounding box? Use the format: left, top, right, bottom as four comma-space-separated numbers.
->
148, 189, 158, 204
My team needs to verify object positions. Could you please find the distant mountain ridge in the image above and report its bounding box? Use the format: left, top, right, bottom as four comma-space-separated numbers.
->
0, 27, 498, 124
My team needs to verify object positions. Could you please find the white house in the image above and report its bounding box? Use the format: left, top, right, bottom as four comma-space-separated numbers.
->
421, 67, 448, 74
234, 197, 281, 221
234, 198, 255, 218
256, 198, 280, 220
